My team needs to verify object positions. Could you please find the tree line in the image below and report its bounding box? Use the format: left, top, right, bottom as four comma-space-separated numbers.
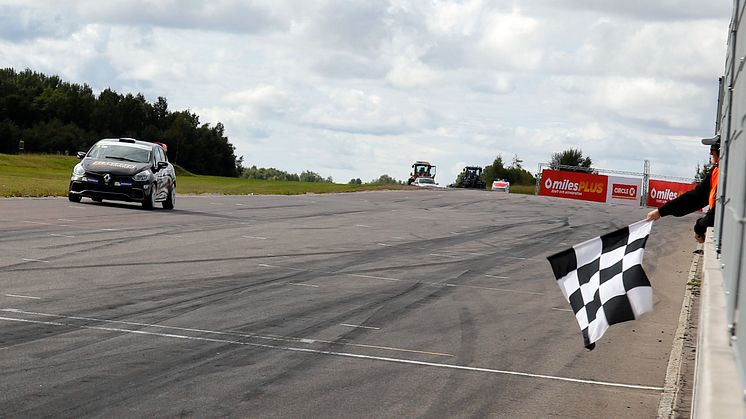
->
480, 154, 536, 185
242, 166, 333, 183
0, 68, 241, 177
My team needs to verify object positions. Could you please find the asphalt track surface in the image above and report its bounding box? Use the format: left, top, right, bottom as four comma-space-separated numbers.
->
0, 190, 696, 418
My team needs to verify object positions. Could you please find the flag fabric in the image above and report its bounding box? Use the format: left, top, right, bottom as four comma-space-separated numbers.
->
547, 220, 653, 350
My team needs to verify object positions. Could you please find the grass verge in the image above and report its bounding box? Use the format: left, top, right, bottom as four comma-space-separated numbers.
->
0, 153, 537, 197
0, 153, 411, 197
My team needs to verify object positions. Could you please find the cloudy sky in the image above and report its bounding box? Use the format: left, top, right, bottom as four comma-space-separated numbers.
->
0, 0, 732, 183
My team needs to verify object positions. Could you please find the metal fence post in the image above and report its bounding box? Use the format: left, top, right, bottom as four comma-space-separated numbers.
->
642, 159, 650, 207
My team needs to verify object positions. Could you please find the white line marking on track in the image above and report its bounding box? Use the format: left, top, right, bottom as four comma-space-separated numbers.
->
377, 243, 393, 247
339, 324, 380, 330
552, 307, 573, 312
49, 234, 75, 238
22, 258, 48, 263
0, 311, 661, 391
259, 263, 306, 271
354, 224, 371, 228
0, 316, 63, 326
391, 236, 404, 240
287, 282, 319, 288
57, 219, 75, 222
348, 273, 402, 282
5, 294, 41, 300
243, 236, 268, 240
429, 253, 459, 258
1, 309, 452, 357
485, 274, 509, 279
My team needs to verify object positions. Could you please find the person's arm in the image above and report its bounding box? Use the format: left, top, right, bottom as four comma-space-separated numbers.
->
657, 175, 711, 217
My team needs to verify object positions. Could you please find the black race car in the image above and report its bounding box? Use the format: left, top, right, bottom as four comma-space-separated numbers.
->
69, 138, 176, 209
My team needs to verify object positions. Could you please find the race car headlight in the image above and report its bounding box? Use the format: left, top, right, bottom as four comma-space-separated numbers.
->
133, 170, 152, 182
73, 164, 85, 176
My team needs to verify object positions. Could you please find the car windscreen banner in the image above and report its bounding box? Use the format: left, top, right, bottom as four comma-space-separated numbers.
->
647, 179, 697, 208
539, 169, 608, 202
606, 176, 642, 206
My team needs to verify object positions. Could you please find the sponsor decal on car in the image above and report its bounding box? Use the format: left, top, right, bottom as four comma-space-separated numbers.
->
90, 161, 137, 170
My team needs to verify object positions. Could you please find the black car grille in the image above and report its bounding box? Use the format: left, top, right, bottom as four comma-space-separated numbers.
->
71, 173, 145, 201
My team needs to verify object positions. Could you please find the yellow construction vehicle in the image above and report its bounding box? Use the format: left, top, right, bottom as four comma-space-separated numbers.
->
407, 161, 436, 185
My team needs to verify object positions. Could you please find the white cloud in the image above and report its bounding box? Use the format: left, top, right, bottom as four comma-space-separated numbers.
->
300, 88, 433, 135
589, 77, 711, 130
477, 8, 544, 70
425, 0, 483, 37
224, 84, 290, 117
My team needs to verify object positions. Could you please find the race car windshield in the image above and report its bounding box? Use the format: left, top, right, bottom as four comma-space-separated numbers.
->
418, 178, 435, 184
88, 144, 151, 163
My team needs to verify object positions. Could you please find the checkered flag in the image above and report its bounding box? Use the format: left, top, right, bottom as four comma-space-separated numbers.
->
547, 220, 653, 350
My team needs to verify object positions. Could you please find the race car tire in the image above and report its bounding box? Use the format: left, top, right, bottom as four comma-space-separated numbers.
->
142, 184, 156, 210
68, 193, 81, 202
162, 185, 175, 210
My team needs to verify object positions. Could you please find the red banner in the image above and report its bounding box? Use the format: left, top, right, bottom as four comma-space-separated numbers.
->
539, 169, 608, 202
647, 179, 696, 208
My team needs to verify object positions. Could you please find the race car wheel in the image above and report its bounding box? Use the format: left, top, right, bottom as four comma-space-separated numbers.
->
142, 184, 156, 210
162, 185, 175, 210
68, 193, 81, 202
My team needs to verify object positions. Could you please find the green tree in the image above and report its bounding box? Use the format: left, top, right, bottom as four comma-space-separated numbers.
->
300, 170, 328, 183
550, 148, 592, 170
482, 155, 506, 186
694, 162, 711, 183
0, 68, 241, 176
0, 119, 22, 153
371, 174, 399, 184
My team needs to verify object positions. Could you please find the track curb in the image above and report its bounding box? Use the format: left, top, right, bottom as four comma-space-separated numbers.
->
657, 245, 701, 418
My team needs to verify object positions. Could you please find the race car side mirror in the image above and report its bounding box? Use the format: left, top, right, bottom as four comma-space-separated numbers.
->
76, 151, 86, 159
156, 161, 169, 170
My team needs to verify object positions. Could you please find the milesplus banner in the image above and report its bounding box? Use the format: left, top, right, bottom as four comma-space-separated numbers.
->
646, 179, 697, 208
540, 170, 693, 208
539, 169, 608, 202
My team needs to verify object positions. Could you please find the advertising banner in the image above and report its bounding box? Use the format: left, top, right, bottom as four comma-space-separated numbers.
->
647, 179, 697, 208
539, 169, 608, 202
606, 176, 642, 206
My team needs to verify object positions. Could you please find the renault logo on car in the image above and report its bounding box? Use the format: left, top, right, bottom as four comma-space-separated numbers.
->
103, 173, 111, 184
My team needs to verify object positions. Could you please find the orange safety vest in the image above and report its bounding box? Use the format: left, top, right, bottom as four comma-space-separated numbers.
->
709, 166, 719, 209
